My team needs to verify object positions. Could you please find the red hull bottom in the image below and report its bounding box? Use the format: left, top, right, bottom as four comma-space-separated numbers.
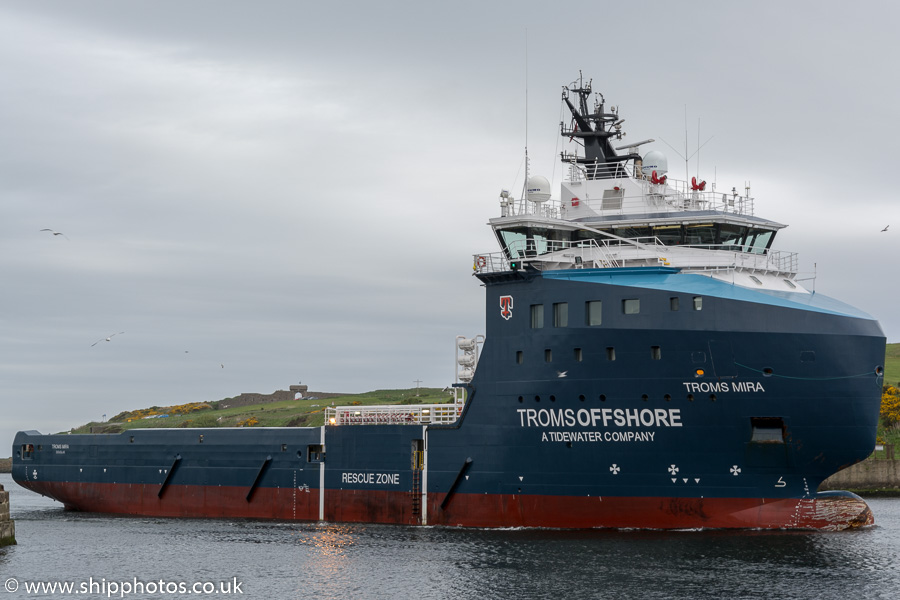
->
19, 481, 873, 531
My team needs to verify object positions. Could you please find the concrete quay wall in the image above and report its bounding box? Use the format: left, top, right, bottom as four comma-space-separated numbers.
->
0, 483, 15, 546
820, 458, 900, 492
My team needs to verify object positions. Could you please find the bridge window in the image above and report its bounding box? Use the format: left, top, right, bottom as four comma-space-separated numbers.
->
670, 297, 679, 311
652, 225, 681, 245
685, 223, 717, 246
623, 299, 640, 314
606, 347, 616, 361
693, 297, 703, 311
497, 227, 572, 259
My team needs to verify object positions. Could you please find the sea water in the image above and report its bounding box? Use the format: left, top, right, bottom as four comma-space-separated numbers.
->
1, 473, 899, 599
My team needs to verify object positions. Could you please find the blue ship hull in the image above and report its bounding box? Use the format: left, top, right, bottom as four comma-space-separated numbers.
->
12, 267, 884, 529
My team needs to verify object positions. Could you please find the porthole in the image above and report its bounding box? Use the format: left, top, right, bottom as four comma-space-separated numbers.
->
579, 394, 586, 402
518, 396, 524, 403
664, 394, 671, 402
687, 394, 695, 402
641, 394, 649, 401
600, 394, 607, 402
710, 394, 717, 402
550, 395, 557, 402
535, 395, 541, 402
763, 367, 774, 377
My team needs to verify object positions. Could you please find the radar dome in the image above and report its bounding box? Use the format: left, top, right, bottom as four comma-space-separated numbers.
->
526, 175, 551, 203
641, 150, 668, 177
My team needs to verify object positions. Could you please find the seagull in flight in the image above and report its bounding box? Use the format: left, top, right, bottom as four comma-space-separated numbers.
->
40, 228, 69, 240
91, 332, 125, 347
882, 225, 890, 232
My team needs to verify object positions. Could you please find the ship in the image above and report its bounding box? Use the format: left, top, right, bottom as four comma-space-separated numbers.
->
12, 74, 885, 530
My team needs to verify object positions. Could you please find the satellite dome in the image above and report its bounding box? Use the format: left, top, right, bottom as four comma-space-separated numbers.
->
526, 175, 551, 203
641, 150, 668, 177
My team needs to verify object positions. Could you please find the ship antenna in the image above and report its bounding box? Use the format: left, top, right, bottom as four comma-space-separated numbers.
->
523, 29, 529, 202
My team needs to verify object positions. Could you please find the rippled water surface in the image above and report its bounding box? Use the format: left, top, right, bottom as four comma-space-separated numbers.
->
2, 473, 900, 599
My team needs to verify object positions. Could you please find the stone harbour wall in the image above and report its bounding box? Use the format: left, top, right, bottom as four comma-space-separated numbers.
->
820, 458, 900, 492
0, 457, 11, 473
0, 483, 16, 546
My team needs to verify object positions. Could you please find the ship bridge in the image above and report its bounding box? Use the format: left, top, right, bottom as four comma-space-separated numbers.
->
476, 75, 798, 290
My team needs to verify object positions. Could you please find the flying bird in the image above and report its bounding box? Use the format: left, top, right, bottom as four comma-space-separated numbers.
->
91, 332, 125, 347
40, 228, 69, 240
882, 225, 890, 232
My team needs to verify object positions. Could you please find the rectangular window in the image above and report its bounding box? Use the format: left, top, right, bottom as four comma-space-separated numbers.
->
586, 301, 602, 326
670, 297, 679, 311
574, 348, 583, 362
651, 346, 661, 360
516, 350, 523, 364
544, 349, 553, 363
693, 296, 703, 311
553, 302, 568, 327
606, 347, 616, 361
530, 304, 544, 329
623, 298, 640, 314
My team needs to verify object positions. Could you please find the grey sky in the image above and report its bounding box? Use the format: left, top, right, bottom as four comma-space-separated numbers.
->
3, 1, 898, 451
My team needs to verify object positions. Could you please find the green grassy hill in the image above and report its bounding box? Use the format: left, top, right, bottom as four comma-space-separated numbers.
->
66, 343, 900, 436
885, 343, 900, 386
71, 388, 455, 435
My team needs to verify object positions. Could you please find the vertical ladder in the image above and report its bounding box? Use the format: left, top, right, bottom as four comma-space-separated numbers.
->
410, 470, 421, 520
410, 444, 424, 524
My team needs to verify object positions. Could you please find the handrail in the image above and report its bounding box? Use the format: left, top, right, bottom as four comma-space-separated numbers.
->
504, 176, 754, 218
325, 402, 463, 426
473, 238, 798, 276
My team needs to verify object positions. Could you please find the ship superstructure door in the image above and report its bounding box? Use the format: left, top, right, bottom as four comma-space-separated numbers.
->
709, 340, 738, 378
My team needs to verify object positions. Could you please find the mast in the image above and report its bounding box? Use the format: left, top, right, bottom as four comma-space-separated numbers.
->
560, 73, 639, 180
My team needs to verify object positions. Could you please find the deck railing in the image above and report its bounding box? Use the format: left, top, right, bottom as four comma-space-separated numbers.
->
325, 402, 463, 426
505, 176, 754, 219
473, 238, 798, 276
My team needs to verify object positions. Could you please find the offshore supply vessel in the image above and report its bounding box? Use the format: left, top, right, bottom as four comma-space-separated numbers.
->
13, 75, 885, 529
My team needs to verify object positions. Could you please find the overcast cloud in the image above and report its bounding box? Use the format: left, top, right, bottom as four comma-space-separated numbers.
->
2, 0, 898, 451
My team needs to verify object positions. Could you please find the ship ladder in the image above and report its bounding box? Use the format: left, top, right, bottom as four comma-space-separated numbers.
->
410, 471, 421, 521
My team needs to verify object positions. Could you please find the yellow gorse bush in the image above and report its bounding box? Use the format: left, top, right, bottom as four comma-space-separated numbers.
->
881, 386, 900, 428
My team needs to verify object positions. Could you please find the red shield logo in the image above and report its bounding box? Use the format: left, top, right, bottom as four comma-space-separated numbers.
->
499, 295, 513, 320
